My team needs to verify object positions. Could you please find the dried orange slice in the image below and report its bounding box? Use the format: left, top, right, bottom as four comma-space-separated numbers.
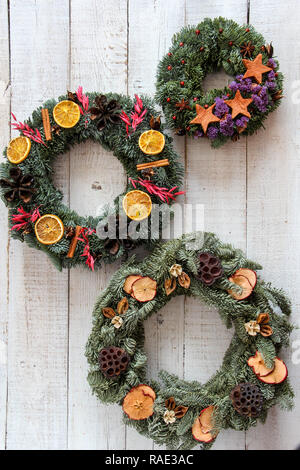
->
131, 276, 157, 302
53, 100, 80, 128
122, 190, 152, 221
34, 214, 64, 245
6, 136, 31, 164
138, 130, 165, 155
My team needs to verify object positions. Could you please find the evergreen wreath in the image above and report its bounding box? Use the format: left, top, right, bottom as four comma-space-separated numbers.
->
0, 88, 183, 271
155, 17, 283, 147
86, 232, 294, 450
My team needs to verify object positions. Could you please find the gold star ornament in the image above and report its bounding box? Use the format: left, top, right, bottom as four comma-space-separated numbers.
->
225, 90, 253, 119
190, 104, 220, 134
243, 53, 272, 83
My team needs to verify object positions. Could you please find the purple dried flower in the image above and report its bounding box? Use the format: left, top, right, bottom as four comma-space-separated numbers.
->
229, 81, 239, 92
235, 116, 249, 128
207, 126, 219, 140
265, 81, 276, 90
267, 58, 277, 69
268, 70, 276, 81
220, 114, 234, 136
194, 129, 203, 139
214, 97, 229, 118
251, 86, 269, 112
239, 78, 253, 93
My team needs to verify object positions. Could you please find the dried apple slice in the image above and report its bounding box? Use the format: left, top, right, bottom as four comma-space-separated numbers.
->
257, 358, 288, 384
131, 276, 157, 302
192, 406, 218, 443
234, 268, 257, 288
228, 274, 253, 300
123, 275, 142, 294
123, 386, 155, 420
247, 351, 275, 377
136, 384, 156, 401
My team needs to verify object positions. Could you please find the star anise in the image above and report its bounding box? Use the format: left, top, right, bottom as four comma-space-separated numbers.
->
141, 167, 155, 180
67, 90, 81, 106
51, 124, 61, 135
240, 41, 255, 58
90, 95, 121, 130
175, 98, 191, 111
65, 226, 76, 239
0, 167, 35, 203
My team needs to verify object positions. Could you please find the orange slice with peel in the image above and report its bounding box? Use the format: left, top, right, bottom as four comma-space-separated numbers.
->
7, 136, 31, 164
138, 130, 165, 155
122, 190, 152, 221
53, 100, 80, 128
34, 214, 64, 245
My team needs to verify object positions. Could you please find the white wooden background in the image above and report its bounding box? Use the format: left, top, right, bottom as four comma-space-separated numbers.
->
0, 0, 299, 450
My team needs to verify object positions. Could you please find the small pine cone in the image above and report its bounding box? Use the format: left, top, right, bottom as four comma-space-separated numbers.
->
65, 226, 75, 239
99, 346, 130, 379
230, 383, 263, 418
197, 252, 223, 286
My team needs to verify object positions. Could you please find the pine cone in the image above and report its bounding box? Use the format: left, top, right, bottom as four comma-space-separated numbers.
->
99, 346, 130, 379
90, 94, 120, 130
197, 252, 223, 286
0, 167, 35, 203
230, 383, 263, 418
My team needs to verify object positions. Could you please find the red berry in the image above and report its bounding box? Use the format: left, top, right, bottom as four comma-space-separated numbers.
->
226, 93, 230, 97
228, 41, 233, 46
193, 97, 198, 102
172, 115, 177, 121
200, 46, 204, 52
186, 126, 191, 131
180, 81, 185, 87
275, 72, 278, 77
166, 97, 171, 102
204, 104, 208, 109
245, 28, 250, 32
167, 65, 172, 71
195, 29, 200, 35
219, 28, 223, 33
181, 59, 185, 64
179, 42, 184, 47
168, 52, 172, 57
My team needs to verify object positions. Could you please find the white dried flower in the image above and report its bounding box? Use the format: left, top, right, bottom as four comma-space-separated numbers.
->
112, 315, 123, 329
163, 409, 176, 424
169, 264, 182, 278
244, 320, 260, 336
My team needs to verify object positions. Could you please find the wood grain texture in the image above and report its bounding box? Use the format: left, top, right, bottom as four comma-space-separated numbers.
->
0, 0, 299, 450
246, 0, 300, 450
6, 0, 69, 450
0, 1, 10, 450
68, 0, 128, 450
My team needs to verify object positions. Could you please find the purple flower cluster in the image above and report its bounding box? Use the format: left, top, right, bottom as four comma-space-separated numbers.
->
214, 97, 229, 118
207, 126, 219, 140
267, 58, 277, 69
193, 129, 203, 139
251, 86, 269, 112
235, 116, 249, 129
265, 70, 277, 90
229, 75, 252, 93
220, 114, 234, 136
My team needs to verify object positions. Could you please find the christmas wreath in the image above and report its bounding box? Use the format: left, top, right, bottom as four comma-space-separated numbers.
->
0, 89, 183, 271
86, 233, 294, 450
155, 17, 283, 147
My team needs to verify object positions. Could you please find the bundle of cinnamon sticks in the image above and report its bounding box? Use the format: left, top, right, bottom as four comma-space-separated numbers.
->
136, 159, 169, 171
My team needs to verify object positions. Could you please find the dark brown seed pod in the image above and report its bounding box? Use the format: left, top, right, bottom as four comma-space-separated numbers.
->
230, 382, 263, 418
197, 252, 223, 286
99, 346, 130, 379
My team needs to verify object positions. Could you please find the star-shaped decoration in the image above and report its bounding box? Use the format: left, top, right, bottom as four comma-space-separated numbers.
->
243, 53, 272, 83
190, 104, 220, 134
225, 90, 253, 119
175, 98, 191, 112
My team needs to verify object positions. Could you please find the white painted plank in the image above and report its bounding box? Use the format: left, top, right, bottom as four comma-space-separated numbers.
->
68, 0, 128, 450
0, 1, 10, 450
6, 0, 69, 449
246, 0, 300, 450
184, 1, 249, 450
127, 0, 186, 450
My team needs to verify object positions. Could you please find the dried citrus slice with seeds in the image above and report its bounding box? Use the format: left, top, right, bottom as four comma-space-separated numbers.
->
131, 276, 157, 302
122, 190, 152, 221
138, 130, 165, 155
6, 136, 31, 164
34, 214, 64, 245
53, 100, 81, 128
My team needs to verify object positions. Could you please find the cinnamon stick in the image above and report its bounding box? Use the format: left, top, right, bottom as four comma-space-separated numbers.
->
137, 159, 169, 171
41, 108, 52, 141
67, 225, 82, 258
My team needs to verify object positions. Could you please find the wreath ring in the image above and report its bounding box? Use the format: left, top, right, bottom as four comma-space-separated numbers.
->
0, 90, 183, 271
155, 17, 283, 147
86, 233, 293, 450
